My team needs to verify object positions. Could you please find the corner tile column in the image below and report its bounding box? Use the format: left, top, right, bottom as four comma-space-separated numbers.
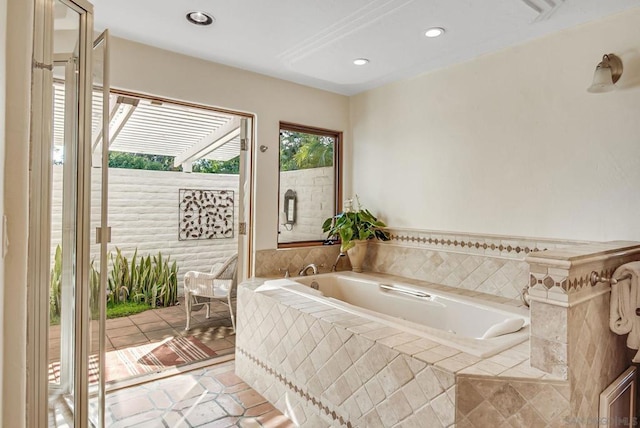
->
526, 241, 640, 417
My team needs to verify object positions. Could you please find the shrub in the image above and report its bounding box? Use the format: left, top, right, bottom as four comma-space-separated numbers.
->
49, 246, 179, 323
107, 248, 178, 308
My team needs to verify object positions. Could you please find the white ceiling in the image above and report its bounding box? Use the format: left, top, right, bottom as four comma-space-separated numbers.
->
92, 0, 640, 95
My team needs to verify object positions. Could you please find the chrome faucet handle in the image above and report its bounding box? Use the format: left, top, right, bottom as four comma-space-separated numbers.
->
298, 263, 319, 276
331, 252, 347, 272
278, 268, 290, 278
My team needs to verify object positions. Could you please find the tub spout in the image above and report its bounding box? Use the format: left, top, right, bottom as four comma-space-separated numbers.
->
298, 263, 318, 276
331, 252, 346, 272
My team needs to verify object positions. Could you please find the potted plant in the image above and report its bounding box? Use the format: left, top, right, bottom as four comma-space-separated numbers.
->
322, 197, 390, 272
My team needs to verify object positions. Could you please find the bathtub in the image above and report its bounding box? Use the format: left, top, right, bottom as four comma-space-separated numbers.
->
257, 272, 529, 357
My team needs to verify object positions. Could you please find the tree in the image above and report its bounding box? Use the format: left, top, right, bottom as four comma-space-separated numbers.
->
107, 151, 239, 174
279, 130, 334, 171
108, 152, 180, 171
192, 156, 240, 174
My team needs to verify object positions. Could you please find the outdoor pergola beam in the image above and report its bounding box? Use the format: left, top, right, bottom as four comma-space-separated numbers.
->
173, 117, 241, 168
92, 95, 138, 153
109, 97, 139, 146
91, 94, 117, 153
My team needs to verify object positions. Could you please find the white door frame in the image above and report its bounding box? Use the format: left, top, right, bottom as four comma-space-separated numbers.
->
28, 0, 95, 426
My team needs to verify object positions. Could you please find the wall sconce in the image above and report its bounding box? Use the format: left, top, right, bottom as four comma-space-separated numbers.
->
587, 53, 623, 93
281, 189, 296, 231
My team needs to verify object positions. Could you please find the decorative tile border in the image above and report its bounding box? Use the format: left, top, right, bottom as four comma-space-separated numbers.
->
384, 228, 586, 260
237, 347, 351, 428
390, 234, 544, 255
527, 242, 640, 303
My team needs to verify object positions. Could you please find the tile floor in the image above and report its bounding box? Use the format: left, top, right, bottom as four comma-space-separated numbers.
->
49, 298, 236, 364
48, 359, 294, 427
104, 360, 294, 427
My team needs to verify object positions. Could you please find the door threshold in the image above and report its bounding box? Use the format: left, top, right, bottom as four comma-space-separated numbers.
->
89, 352, 236, 397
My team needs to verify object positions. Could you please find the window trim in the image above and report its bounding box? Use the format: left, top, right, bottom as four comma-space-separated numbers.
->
277, 121, 342, 249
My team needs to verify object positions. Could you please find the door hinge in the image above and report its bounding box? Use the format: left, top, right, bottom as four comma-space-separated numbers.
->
238, 222, 247, 235
240, 138, 248, 151
33, 60, 53, 71
96, 227, 111, 244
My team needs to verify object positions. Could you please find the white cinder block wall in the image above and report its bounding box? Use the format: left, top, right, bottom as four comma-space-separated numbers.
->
51, 166, 239, 292
278, 167, 333, 243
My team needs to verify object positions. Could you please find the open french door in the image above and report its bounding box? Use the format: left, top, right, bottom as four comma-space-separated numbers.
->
237, 117, 253, 281
88, 29, 110, 428
29, 0, 110, 426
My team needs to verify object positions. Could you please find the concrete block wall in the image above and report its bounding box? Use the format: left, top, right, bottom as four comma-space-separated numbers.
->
51, 166, 239, 291
278, 166, 333, 243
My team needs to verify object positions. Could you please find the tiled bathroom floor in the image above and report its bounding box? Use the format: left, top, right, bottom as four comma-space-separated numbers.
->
49, 359, 294, 427
102, 359, 294, 427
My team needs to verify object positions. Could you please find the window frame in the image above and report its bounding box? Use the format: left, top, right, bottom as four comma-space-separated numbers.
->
277, 121, 342, 249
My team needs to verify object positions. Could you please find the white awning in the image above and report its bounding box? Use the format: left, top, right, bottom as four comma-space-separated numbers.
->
54, 83, 241, 163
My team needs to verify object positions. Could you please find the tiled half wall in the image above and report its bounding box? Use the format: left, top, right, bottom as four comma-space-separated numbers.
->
526, 241, 640, 419
255, 228, 585, 300
236, 285, 457, 427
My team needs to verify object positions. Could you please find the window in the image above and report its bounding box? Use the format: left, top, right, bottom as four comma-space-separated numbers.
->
277, 122, 341, 247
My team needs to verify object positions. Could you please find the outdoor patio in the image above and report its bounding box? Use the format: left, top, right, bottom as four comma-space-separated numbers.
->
49, 297, 236, 383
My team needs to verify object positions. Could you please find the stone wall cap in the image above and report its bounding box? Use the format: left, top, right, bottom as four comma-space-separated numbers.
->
525, 241, 640, 265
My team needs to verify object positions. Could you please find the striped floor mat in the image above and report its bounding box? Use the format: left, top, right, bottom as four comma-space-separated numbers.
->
48, 336, 217, 384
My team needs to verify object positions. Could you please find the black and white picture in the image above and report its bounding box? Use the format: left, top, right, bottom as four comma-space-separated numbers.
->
179, 189, 234, 240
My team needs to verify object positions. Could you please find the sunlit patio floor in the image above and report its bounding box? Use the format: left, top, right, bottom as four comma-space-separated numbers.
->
49, 297, 236, 374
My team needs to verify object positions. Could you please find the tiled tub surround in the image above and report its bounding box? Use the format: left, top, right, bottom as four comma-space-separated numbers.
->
249, 233, 640, 425
255, 245, 348, 278
262, 272, 530, 358
255, 228, 587, 300
236, 275, 565, 427
364, 228, 588, 301
526, 241, 640, 421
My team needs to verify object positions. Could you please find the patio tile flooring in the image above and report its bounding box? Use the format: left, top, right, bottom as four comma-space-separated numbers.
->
49, 297, 237, 374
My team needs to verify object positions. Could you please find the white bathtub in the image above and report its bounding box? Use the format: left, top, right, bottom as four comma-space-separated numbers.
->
257, 272, 529, 357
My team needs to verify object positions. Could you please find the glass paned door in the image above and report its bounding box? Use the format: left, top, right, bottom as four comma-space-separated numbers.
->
88, 29, 110, 428
48, 0, 83, 419
237, 117, 253, 281
35, 0, 102, 426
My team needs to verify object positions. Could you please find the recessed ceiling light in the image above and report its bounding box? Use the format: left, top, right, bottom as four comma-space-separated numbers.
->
425, 27, 445, 38
186, 11, 214, 26
353, 58, 369, 66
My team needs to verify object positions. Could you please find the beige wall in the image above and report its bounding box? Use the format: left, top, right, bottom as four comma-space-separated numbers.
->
3, 0, 31, 426
109, 37, 351, 252
350, 8, 640, 242
0, 0, 6, 420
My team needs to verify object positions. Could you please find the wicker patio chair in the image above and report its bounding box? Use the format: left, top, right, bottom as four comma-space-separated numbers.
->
184, 253, 238, 332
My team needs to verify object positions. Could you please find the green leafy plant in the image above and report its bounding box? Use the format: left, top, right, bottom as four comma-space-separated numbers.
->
107, 248, 178, 308
89, 260, 101, 319
50, 246, 179, 324
50, 246, 105, 323
322, 197, 390, 252
279, 130, 334, 171
50, 245, 63, 321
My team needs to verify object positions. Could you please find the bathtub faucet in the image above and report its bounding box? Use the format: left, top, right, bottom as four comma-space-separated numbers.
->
331, 252, 346, 272
298, 263, 319, 276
